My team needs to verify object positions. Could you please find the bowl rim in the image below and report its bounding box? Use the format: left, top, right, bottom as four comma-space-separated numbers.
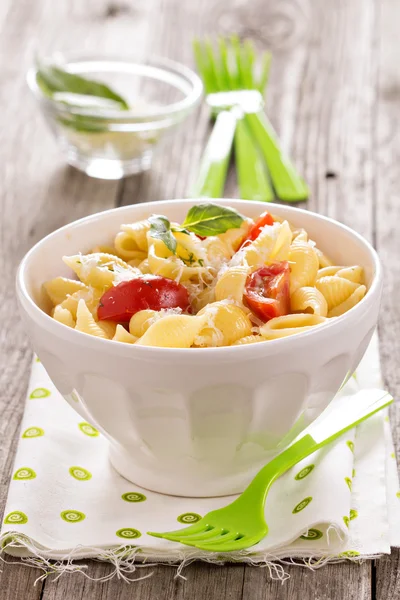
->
17, 199, 382, 357
26, 54, 204, 122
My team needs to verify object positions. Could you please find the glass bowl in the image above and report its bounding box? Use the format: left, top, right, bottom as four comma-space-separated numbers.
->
27, 55, 203, 179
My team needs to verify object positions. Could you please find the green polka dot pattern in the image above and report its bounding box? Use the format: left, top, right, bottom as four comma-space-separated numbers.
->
22, 427, 44, 439
60, 510, 86, 523
294, 465, 315, 481
116, 528, 141, 539
177, 513, 202, 524
4, 511, 28, 525
69, 467, 92, 481
29, 388, 51, 399
13, 467, 36, 481
300, 528, 323, 541
121, 492, 147, 503
345, 477, 352, 491
292, 497, 313, 514
78, 422, 99, 437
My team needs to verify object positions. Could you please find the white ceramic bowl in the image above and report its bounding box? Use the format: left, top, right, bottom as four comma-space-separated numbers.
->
16, 200, 382, 497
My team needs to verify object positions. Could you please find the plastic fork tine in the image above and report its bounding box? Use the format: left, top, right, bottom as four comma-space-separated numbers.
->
243, 39, 255, 88
193, 39, 216, 94
176, 527, 224, 542
187, 536, 259, 553
204, 39, 223, 92
217, 37, 232, 91
148, 522, 208, 540
231, 34, 244, 88
257, 51, 272, 96
186, 531, 241, 547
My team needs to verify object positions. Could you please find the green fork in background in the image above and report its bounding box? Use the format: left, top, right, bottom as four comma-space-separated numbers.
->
148, 389, 392, 553
192, 37, 309, 203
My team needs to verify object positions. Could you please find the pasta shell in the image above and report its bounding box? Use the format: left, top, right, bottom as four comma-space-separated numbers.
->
91, 245, 119, 256
44, 277, 87, 306
129, 310, 158, 337
215, 266, 250, 304
289, 242, 319, 294
120, 220, 150, 252
290, 287, 328, 317
60, 287, 103, 319
316, 276, 359, 311
233, 335, 265, 346
113, 324, 138, 344
98, 320, 118, 339
115, 231, 148, 261
328, 285, 366, 317
195, 302, 252, 347
260, 313, 328, 340
204, 236, 232, 264
316, 266, 344, 279
336, 266, 364, 284
235, 221, 291, 268
75, 300, 108, 339
53, 305, 75, 328
63, 253, 140, 290
136, 315, 207, 348
315, 247, 333, 268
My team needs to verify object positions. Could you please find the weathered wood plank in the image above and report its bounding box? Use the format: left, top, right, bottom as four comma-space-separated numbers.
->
374, 0, 400, 596
41, 562, 245, 600
0, 0, 154, 595
242, 561, 371, 600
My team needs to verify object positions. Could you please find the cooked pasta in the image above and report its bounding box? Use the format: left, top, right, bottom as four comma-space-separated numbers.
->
53, 305, 75, 328
260, 314, 328, 340
315, 276, 360, 312
44, 204, 368, 347
194, 302, 252, 347
289, 241, 319, 294
290, 287, 328, 317
75, 299, 108, 339
113, 324, 138, 343
44, 277, 87, 306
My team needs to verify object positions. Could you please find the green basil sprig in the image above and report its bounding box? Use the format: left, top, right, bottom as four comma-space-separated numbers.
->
182, 203, 244, 236
36, 64, 129, 110
148, 204, 244, 255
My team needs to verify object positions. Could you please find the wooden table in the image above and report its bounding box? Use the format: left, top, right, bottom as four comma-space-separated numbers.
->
1, 0, 399, 597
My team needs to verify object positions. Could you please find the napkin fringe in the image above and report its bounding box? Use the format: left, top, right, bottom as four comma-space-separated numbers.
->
0, 532, 378, 585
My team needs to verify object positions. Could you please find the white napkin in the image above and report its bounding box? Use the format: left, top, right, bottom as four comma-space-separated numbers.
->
1, 334, 399, 580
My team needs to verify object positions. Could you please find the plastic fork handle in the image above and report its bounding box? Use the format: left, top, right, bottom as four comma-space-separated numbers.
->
234, 435, 318, 512
190, 110, 236, 198
245, 111, 309, 203
234, 117, 274, 202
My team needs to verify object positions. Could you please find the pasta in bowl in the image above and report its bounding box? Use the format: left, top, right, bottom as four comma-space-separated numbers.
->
43, 204, 367, 347
16, 200, 382, 496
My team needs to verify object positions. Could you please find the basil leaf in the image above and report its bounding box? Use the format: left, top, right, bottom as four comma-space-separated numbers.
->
36, 65, 129, 110
148, 215, 177, 254
182, 203, 244, 236
171, 226, 190, 235
57, 114, 108, 133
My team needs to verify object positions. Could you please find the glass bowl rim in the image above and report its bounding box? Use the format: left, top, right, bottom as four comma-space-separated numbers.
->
26, 53, 203, 122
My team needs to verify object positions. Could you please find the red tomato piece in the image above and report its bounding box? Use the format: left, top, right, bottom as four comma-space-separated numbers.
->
97, 276, 190, 322
244, 262, 290, 322
240, 211, 274, 247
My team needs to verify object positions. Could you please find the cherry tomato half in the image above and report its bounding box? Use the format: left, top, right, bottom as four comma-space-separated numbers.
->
244, 262, 290, 322
97, 276, 190, 322
240, 211, 274, 248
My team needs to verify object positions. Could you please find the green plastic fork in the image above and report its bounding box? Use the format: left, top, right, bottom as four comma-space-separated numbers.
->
148, 389, 393, 553
193, 37, 309, 203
